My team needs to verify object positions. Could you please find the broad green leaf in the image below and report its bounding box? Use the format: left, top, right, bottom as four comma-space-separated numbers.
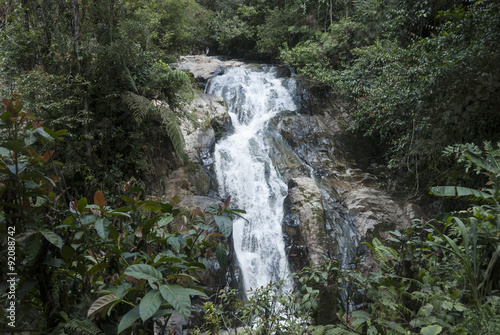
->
139, 289, 162, 321
158, 216, 174, 227
80, 214, 98, 225
118, 306, 140, 333
24, 130, 37, 146
61, 245, 75, 262
88, 263, 109, 276
141, 200, 162, 211
383, 320, 406, 333
167, 236, 180, 253
430, 186, 492, 201
124, 264, 162, 283
216, 243, 227, 270
2, 140, 23, 153
184, 288, 208, 298
143, 215, 159, 235
351, 310, 371, 327
441, 301, 453, 310
159, 284, 191, 319
77, 198, 88, 213
0, 147, 11, 157
95, 217, 111, 240
40, 229, 63, 248
116, 283, 133, 299
420, 325, 442, 335
88, 294, 118, 319
24, 232, 42, 260
35, 127, 54, 143
214, 215, 233, 238
43, 258, 65, 268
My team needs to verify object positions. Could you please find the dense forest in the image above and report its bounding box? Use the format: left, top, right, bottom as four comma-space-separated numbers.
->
1, 0, 499, 334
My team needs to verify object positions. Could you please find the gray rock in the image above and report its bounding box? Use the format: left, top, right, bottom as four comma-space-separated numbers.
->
283, 177, 327, 268
176, 55, 245, 82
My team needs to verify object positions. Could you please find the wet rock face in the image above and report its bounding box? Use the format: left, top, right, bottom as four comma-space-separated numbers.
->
273, 79, 414, 271
283, 177, 327, 271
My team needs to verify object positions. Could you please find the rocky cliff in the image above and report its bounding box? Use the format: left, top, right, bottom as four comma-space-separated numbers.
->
172, 56, 421, 277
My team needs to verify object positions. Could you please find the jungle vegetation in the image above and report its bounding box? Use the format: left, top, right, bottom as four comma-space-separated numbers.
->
1, 0, 499, 333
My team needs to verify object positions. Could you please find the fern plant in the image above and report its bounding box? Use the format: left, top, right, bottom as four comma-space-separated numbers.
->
52, 317, 103, 335
122, 91, 189, 164
122, 91, 155, 124
364, 237, 398, 274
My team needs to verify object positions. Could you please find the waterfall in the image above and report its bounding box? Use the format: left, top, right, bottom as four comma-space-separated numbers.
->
206, 65, 295, 294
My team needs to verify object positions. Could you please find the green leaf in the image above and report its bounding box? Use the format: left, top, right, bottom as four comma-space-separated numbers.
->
80, 214, 98, 225
351, 310, 371, 327
383, 320, 406, 334
95, 217, 111, 240
430, 186, 492, 201
420, 325, 442, 335
43, 258, 65, 268
159, 284, 191, 319
40, 229, 63, 248
34, 127, 54, 143
124, 264, 162, 283
118, 306, 140, 333
61, 245, 75, 262
216, 243, 227, 270
2, 140, 23, 153
214, 215, 233, 238
158, 216, 174, 227
184, 288, 208, 298
167, 236, 180, 253
139, 289, 162, 321
116, 283, 133, 299
24, 232, 42, 260
88, 294, 118, 319
77, 198, 88, 213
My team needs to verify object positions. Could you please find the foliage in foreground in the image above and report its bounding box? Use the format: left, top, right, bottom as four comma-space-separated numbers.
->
0, 96, 243, 333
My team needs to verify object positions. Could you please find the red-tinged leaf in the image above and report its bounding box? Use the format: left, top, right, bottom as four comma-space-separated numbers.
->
224, 195, 231, 208
42, 150, 54, 162
32, 120, 45, 128
125, 276, 138, 283
2, 98, 11, 112
94, 190, 107, 208
192, 207, 205, 219
10, 98, 23, 115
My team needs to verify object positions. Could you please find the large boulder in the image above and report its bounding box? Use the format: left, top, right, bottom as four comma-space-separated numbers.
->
181, 91, 232, 165
176, 55, 245, 83
283, 177, 327, 270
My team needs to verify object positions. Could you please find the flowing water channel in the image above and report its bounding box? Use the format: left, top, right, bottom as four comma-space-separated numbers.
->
206, 65, 296, 294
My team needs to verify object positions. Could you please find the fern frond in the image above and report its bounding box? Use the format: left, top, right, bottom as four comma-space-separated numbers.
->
165, 67, 191, 87
165, 116, 189, 164
365, 238, 399, 274
367, 238, 398, 262
122, 91, 155, 124
52, 318, 103, 335
122, 61, 138, 94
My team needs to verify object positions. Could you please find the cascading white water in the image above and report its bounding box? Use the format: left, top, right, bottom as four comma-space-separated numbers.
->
206, 65, 295, 294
